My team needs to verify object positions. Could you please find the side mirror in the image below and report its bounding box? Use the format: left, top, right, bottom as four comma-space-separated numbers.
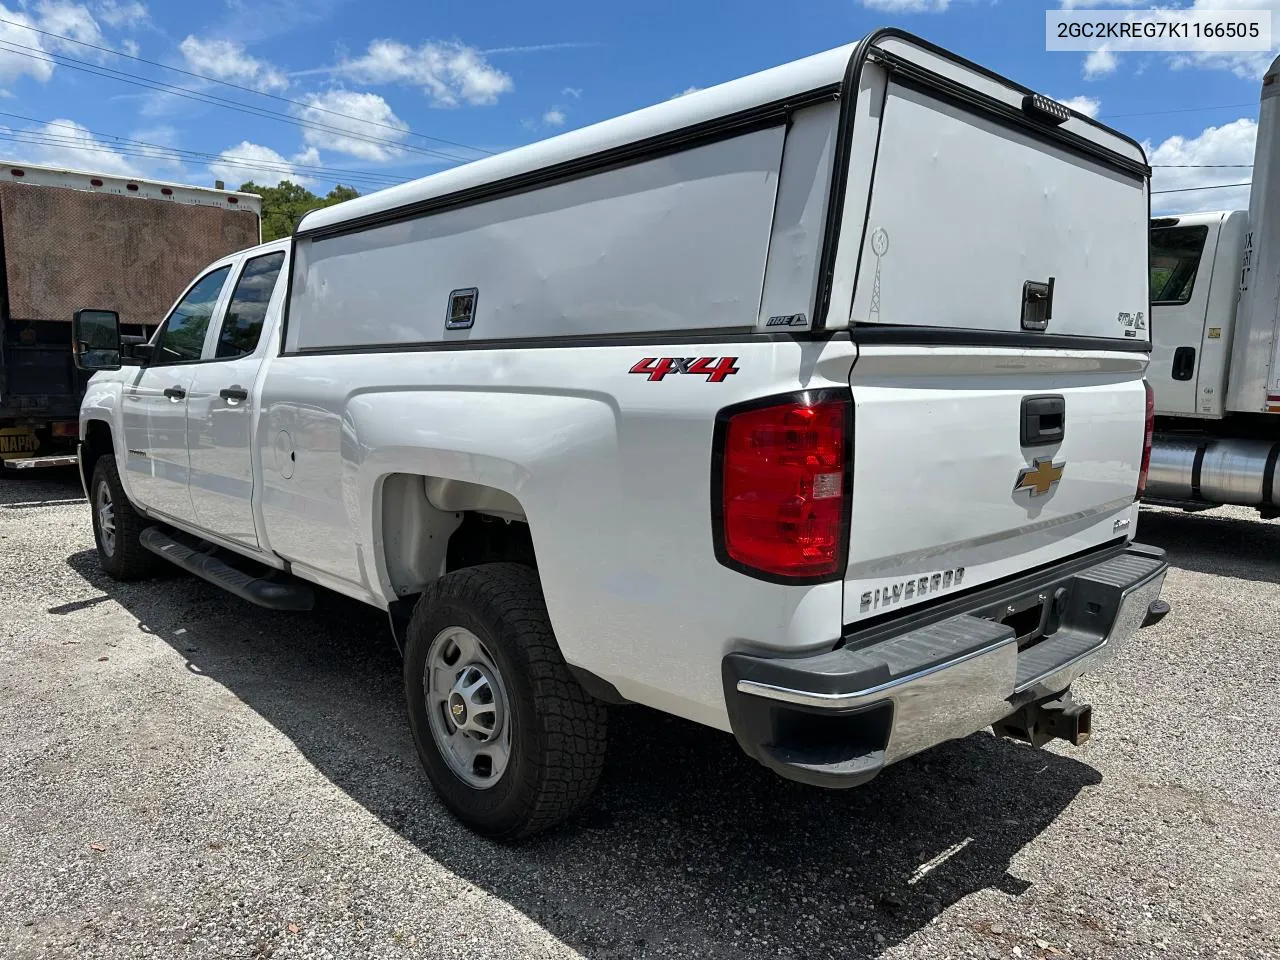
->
119, 334, 152, 364
72, 309, 122, 371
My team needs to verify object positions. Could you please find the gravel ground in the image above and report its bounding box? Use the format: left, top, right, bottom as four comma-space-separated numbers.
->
0, 469, 1277, 960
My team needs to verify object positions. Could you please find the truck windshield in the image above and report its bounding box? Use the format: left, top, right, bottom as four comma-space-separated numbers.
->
1150, 225, 1209, 305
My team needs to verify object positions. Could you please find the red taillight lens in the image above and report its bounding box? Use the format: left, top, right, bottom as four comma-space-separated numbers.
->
716, 393, 850, 581
1137, 379, 1155, 500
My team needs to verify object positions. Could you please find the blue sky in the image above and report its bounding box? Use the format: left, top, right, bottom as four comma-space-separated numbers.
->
0, 0, 1272, 214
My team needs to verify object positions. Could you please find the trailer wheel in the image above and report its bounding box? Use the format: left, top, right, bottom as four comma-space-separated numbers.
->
404, 563, 608, 840
90, 456, 157, 581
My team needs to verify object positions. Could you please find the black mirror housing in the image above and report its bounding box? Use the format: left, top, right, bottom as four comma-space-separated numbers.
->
72, 308, 122, 371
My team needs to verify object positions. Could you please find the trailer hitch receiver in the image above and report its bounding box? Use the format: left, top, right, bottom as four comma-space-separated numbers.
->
993, 691, 1092, 748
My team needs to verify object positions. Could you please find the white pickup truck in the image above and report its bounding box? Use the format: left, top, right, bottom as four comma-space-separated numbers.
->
74, 30, 1170, 839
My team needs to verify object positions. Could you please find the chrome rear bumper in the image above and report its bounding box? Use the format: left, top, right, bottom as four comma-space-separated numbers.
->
723, 544, 1168, 788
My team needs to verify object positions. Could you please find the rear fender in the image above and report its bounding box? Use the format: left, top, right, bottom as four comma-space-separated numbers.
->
346, 389, 618, 622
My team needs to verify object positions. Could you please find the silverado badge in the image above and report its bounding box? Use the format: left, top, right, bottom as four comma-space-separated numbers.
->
1014, 457, 1065, 497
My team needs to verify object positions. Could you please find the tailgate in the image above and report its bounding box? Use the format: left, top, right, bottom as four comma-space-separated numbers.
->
844, 349, 1145, 622
836, 40, 1150, 623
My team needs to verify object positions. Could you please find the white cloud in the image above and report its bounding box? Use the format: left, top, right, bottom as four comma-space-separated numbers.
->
561, 86, 582, 99
860, 0, 949, 10
1146, 118, 1255, 214
3, 119, 140, 175
338, 39, 513, 106
1164, 0, 1280, 78
35, 1, 104, 50
1052, 95, 1101, 118
179, 35, 288, 93
94, 0, 148, 28
669, 86, 701, 99
209, 141, 312, 187
120, 37, 138, 56
542, 107, 565, 127
1083, 46, 1118, 79
297, 89, 407, 161
0, 6, 54, 84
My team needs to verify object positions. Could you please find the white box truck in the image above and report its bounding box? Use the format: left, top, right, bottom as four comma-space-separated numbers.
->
73, 29, 1169, 838
1146, 53, 1280, 515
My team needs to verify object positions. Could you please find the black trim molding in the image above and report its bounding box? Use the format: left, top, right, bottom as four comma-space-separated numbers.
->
849, 324, 1152, 353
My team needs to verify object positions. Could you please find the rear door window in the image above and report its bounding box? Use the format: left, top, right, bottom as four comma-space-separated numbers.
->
215, 251, 286, 359
849, 81, 1149, 340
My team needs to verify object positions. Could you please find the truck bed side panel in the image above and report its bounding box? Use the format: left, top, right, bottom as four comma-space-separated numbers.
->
258, 337, 858, 731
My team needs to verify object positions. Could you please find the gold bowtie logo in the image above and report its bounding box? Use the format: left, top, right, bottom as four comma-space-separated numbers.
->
1014, 457, 1065, 497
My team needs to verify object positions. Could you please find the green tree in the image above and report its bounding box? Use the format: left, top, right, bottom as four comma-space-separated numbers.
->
238, 181, 361, 242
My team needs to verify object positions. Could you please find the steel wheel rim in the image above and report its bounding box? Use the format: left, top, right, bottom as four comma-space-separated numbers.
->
96, 481, 116, 557
424, 626, 512, 790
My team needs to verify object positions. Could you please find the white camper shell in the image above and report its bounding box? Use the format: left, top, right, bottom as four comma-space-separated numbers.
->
292, 31, 1150, 351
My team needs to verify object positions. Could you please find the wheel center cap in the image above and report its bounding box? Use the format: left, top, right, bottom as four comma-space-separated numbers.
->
448, 693, 467, 725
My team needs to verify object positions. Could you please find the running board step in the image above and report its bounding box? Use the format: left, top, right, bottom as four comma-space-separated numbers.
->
139, 527, 314, 611
3, 455, 79, 470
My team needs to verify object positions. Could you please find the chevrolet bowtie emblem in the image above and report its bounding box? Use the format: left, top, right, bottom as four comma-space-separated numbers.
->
1014, 457, 1065, 497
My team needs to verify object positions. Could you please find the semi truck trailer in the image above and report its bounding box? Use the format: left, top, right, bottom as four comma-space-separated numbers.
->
1147, 53, 1280, 515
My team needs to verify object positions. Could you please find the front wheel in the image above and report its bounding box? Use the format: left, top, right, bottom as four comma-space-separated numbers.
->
90, 456, 158, 581
404, 563, 608, 839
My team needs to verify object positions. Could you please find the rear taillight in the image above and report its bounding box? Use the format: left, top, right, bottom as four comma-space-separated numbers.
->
1137, 379, 1155, 500
713, 390, 851, 582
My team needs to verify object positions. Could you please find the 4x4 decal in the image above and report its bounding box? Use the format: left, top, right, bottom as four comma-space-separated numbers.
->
629, 357, 740, 382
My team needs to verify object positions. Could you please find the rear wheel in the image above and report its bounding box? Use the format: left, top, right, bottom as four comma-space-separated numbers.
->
90, 456, 157, 581
404, 563, 607, 839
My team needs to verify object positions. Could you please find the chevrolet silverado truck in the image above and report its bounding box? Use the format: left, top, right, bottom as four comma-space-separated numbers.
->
74, 29, 1171, 839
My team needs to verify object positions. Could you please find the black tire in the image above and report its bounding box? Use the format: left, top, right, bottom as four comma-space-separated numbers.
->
89, 455, 158, 581
404, 563, 607, 840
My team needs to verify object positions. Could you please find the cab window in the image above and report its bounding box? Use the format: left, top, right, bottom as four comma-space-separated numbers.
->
1150, 226, 1208, 305
216, 252, 286, 359
154, 266, 232, 363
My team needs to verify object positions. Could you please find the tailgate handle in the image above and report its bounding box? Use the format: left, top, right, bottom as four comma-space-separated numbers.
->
1021, 277, 1055, 331
1021, 395, 1065, 447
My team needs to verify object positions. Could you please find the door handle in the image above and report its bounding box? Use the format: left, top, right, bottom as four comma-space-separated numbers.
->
219, 386, 249, 403
163, 386, 186, 401
1172, 346, 1196, 382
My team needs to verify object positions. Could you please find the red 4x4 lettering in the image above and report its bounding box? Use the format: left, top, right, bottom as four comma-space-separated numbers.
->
629, 357, 739, 383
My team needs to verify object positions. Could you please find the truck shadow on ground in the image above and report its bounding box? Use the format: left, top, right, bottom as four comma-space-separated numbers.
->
64, 547, 1102, 960
1137, 507, 1280, 585
0, 466, 84, 508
